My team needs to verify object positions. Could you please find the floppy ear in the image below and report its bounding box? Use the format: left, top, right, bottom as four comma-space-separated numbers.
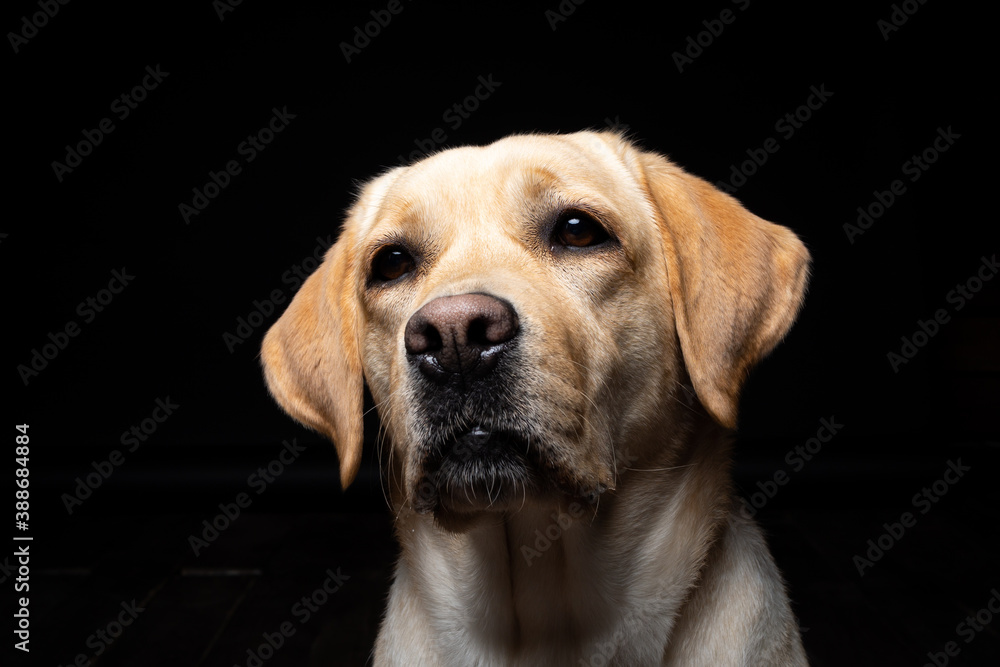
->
260, 225, 364, 488
638, 150, 810, 429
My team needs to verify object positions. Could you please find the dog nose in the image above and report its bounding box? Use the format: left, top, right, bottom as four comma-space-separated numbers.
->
405, 293, 519, 380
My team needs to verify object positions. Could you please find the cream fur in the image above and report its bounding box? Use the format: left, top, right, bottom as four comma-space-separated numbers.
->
262, 131, 810, 666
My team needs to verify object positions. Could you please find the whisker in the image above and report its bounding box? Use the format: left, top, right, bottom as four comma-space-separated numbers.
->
621, 463, 696, 473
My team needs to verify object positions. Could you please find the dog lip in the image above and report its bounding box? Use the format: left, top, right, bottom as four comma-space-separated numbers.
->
465, 425, 491, 444
425, 426, 530, 471
413, 427, 536, 514
411, 426, 613, 519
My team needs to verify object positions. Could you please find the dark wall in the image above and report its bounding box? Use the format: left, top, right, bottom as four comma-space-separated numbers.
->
7, 2, 999, 666
8, 2, 995, 510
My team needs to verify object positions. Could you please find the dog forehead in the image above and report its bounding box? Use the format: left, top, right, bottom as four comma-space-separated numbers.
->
416, 132, 638, 194
354, 132, 645, 240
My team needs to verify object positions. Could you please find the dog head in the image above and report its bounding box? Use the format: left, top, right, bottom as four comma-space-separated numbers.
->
261, 131, 809, 524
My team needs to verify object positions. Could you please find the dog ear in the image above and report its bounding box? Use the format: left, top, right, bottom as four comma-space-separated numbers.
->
638, 149, 810, 429
260, 217, 365, 488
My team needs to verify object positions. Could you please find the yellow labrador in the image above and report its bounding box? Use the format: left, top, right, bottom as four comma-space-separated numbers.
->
261, 131, 810, 666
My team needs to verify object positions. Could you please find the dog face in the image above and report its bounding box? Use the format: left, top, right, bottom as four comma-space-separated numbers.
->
262, 131, 809, 524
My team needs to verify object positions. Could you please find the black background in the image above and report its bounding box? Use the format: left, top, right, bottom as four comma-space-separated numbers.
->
6, 1, 999, 665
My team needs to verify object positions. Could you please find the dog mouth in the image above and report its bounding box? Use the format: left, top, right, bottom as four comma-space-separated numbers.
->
412, 425, 545, 515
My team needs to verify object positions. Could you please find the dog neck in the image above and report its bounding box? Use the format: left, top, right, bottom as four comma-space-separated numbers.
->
386, 415, 734, 662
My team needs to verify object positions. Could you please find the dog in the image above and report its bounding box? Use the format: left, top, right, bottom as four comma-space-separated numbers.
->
261, 131, 810, 666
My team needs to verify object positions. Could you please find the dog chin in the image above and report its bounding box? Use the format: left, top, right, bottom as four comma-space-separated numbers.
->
410, 426, 545, 518
409, 425, 613, 534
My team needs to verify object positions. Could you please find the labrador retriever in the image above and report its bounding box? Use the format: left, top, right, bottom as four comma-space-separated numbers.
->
261, 131, 810, 666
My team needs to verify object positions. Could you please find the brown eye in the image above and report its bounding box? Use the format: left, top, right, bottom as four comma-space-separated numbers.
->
553, 210, 610, 248
372, 245, 415, 282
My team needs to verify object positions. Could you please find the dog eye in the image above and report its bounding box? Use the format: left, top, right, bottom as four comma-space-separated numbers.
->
553, 210, 610, 248
372, 245, 415, 282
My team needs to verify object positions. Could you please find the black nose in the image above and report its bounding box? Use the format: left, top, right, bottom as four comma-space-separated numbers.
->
404, 293, 519, 381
